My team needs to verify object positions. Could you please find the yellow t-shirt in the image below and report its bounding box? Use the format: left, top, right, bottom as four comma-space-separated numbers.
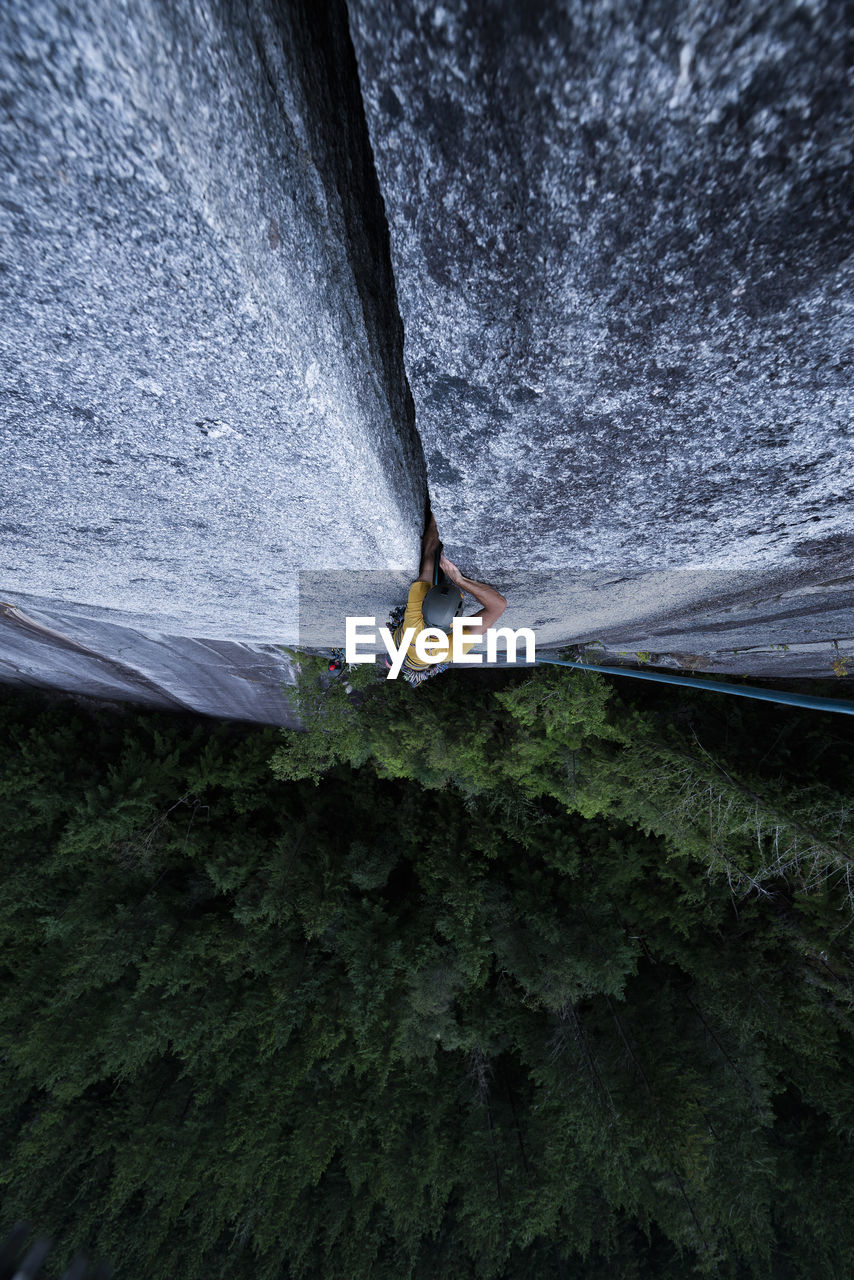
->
393, 580, 479, 669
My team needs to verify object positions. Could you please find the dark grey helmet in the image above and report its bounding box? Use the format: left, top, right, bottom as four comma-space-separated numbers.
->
422, 582, 463, 632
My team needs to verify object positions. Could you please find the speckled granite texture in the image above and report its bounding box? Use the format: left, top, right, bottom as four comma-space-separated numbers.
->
1, 0, 852, 712
348, 0, 854, 577
1, 0, 424, 643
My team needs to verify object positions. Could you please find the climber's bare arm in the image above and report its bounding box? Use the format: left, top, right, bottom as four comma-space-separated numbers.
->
439, 554, 507, 634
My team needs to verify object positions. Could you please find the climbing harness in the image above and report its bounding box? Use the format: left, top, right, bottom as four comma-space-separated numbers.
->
387, 602, 450, 686
326, 610, 450, 688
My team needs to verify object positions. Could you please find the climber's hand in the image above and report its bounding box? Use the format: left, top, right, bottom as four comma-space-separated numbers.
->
439, 553, 464, 586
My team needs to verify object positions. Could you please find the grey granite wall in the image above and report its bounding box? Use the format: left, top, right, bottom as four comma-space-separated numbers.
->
1, 0, 852, 714
1, 0, 425, 645
348, 0, 854, 579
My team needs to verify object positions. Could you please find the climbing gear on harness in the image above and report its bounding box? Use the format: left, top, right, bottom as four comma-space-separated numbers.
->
386, 602, 449, 686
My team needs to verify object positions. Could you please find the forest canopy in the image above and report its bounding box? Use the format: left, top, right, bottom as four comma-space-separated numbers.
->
1, 662, 854, 1278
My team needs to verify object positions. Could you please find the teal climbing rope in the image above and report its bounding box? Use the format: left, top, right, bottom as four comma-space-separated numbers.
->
536, 656, 854, 717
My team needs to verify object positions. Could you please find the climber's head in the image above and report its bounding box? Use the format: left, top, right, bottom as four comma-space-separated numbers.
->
421, 581, 464, 633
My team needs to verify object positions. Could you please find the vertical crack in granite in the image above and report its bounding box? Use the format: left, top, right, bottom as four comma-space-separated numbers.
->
0, 0, 429, 715
0, 0, 428, 645
283, 0, 427, 509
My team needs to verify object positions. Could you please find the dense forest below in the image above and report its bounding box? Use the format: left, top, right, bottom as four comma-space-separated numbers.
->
2, 660, 854, 1278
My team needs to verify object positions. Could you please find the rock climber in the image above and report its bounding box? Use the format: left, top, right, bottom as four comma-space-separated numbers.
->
389, 507, 507, 682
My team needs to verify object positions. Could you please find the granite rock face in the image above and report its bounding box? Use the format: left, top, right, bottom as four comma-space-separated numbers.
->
348, 0, 854, 578
1, 0, 424, 644
1, 0, 853, 715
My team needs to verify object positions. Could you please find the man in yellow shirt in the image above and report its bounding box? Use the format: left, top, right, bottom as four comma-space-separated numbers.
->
392, 509, 507, 676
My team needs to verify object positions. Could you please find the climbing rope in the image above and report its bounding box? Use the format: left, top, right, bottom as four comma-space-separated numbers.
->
536, 656, 854, 717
